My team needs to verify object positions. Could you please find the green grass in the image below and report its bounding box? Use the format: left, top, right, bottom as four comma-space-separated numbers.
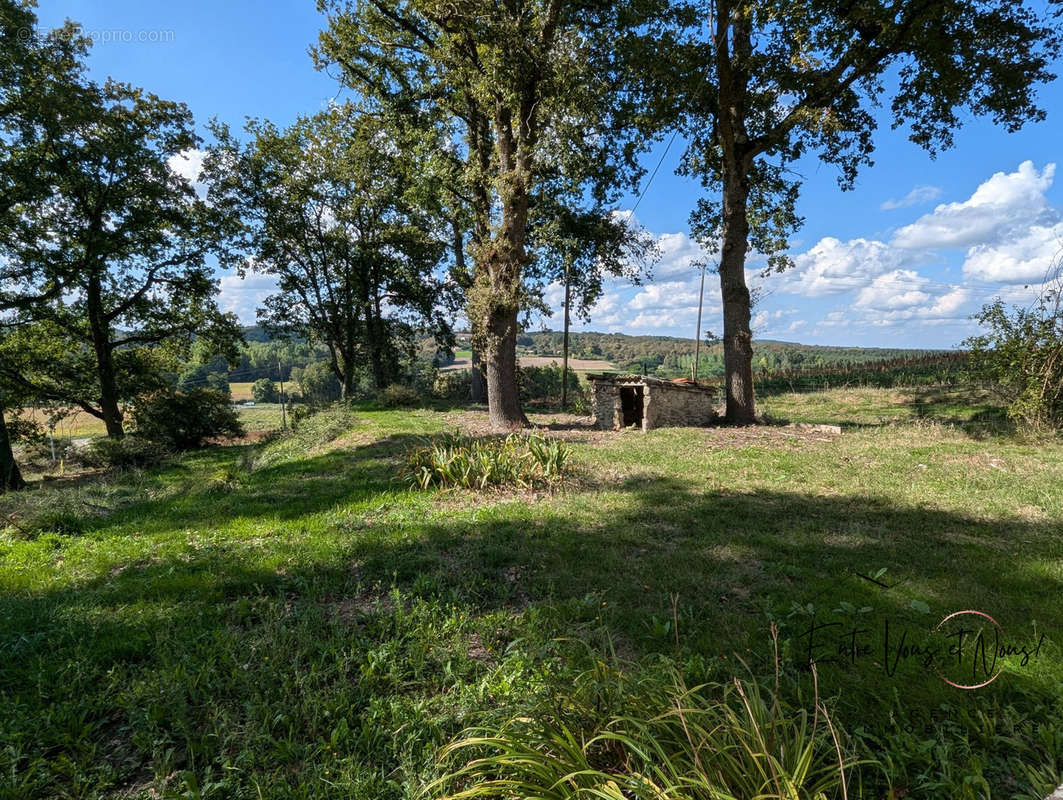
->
1, 390, 1061, 798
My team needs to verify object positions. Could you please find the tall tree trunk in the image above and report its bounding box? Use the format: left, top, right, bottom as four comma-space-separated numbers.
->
0, 407, 26, 493
716, 7, 756, 425
480, 109, 531, 431
561, 255, 572, 410
339, 349, 356, 400
484, 304, 525, 429
363, 285, 389, 390
719, 162, 756, 425
87, 277, 124, 438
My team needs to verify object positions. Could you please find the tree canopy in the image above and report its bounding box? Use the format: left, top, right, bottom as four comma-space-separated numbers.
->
204, 105, 453, 397
315, 0, 657, 429
637, 0, 1063, 422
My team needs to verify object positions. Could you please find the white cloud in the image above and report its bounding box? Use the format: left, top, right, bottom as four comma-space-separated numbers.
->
785, 237, 908, 296
880, 185, 942, 211
861, 283, 971, 326
653, 231, 711, 279
167, 148, 207, 184
892, 161, 1056, 250
853, 270, 931, 310
628, 280, 702, 311
962, 222, 1063, 284
217, 270, 278, 323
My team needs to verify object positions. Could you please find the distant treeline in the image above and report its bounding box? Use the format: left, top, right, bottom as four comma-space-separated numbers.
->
513, 330, 955, 379
177, 326, 441, 394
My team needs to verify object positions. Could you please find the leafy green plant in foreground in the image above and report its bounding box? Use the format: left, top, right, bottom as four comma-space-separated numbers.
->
403, 433, 568, 490
430, 654, 871, 800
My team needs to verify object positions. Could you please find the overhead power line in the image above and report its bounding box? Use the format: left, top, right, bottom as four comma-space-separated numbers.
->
629, 130, 680, 217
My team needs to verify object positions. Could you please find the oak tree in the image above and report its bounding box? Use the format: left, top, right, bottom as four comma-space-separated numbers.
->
2, 72, 238, 438
661, 0, 1062, 423
204, 106, 451, 398
315, 0, 651, 429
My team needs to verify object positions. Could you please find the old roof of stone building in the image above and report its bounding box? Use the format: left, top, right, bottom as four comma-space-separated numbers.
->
585, 373, 718, 394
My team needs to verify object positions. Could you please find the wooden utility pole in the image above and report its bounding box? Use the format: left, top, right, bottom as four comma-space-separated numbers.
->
693, 260, 707, 382
278, 358, 287, 431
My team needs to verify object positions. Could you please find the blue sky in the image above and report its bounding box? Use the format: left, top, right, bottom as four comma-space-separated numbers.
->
34, 0, 1063, 349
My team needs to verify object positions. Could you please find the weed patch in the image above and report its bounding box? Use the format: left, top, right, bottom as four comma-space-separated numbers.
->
402, 433, 569, 490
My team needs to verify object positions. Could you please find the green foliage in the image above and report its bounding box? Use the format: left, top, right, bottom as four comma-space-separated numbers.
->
251, 378, 280, 404
965, 274, 1063, 428
432, 661, 866, 800
519, 364, 585, 407
205, 371, 231, 397
379, 384, 421, 409
130, 389, 244, 450
432, 371, 473, 405
1, 20, 242, 436
403, 433, 568, 490
640, 0, 1061, 420
204, 105, 451, 395
316, 0, 654, 426
291, 362, 343, 407
853, 689, 1063, 800
84, 435, 167, 470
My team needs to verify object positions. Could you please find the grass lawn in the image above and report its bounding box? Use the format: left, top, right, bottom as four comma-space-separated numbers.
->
1, 386, 1061, 798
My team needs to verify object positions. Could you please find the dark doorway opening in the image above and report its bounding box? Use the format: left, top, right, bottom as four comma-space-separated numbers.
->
620, 387, 644, 428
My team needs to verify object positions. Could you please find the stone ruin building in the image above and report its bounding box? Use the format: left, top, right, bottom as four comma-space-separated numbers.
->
586, 373, 719, 432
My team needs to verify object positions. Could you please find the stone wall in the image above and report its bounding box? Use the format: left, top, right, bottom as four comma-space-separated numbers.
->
644, 384, 717, 429
591, 383, 621, 430
590, 378, 718, 431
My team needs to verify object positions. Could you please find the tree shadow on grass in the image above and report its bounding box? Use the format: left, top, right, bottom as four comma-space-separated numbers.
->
904, 385, 1016, 438
2, 463, 1060, 797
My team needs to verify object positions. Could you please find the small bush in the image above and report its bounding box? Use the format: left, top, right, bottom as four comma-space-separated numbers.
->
965, 290, 1063, 429
402, 433, 568, 490
379, 384, 421, 408
251, 378, 279, 404
84, 435, 167, 469
432, 371, 473, 404
130, 388, 244, 450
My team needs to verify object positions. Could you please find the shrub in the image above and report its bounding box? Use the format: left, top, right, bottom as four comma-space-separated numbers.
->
965, 288, 1063, 429
84, 435, 167, 469
292, 362, 343, 407
432, 370, 473, 404
519, 363, 585, 407
130, 388, 244, 450
251, 378, 279, 404
205, 371, 231, 396
379, 384, 421, 408
431, 659, 868, 800
402, 432, 568, 490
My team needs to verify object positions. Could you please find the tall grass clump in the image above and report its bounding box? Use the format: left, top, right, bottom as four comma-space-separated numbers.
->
403, 433, 568, 490
251, 404, 356, 468
429, 655, 871, 800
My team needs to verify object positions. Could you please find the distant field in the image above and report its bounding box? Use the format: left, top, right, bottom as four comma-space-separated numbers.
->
442, 355, 616, 372
23, 396, 282, 441
22, 408, 108, 438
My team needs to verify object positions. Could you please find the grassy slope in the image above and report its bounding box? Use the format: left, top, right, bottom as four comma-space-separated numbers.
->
1, 388, 1061, 798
